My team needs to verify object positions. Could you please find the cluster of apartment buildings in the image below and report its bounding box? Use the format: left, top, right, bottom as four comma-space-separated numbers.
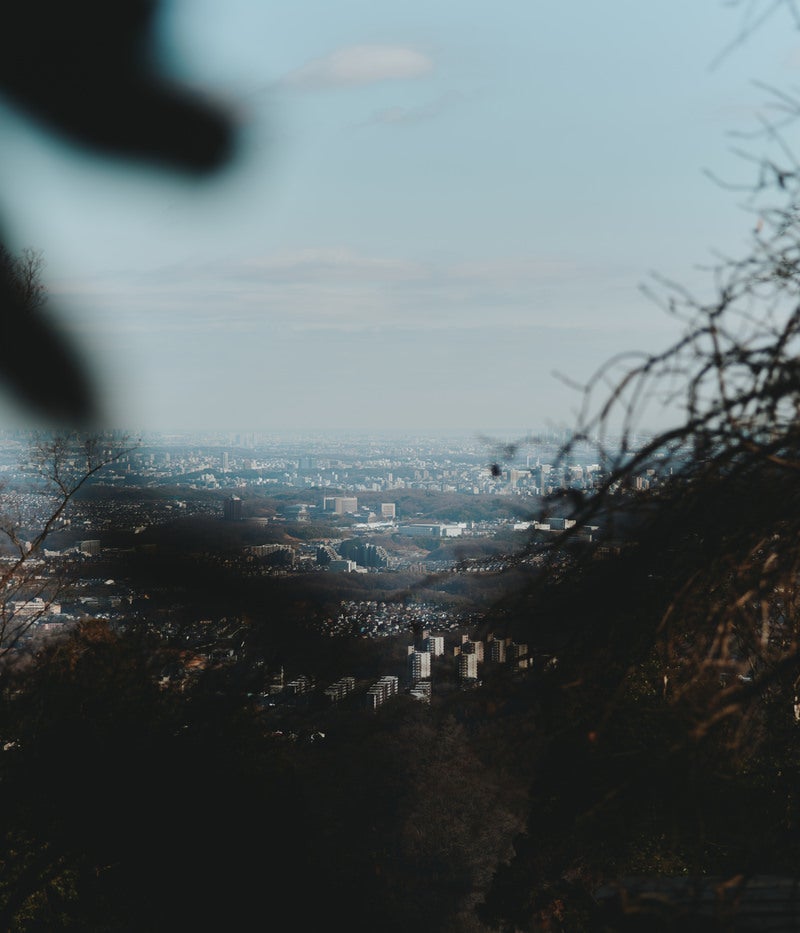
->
406, 629, 531, 688
453, 633, 530, 682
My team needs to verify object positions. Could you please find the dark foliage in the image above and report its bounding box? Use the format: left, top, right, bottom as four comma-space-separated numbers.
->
0, 619, 529, 932
478, 10, 800, 925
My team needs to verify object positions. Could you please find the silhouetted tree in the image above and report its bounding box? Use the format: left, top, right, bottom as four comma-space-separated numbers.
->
0, 432, 133, 657
0, 248, 46, 314
479, 5, 800, 928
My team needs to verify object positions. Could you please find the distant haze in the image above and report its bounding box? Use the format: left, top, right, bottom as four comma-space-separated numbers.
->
0, 1, 791, 436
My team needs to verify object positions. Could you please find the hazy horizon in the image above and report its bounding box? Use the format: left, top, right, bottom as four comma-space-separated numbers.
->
1, 1, 794, 436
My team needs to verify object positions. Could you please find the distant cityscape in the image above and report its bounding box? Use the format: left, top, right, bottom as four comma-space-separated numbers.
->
0, 427, 676, 718
0, 426, 664, 495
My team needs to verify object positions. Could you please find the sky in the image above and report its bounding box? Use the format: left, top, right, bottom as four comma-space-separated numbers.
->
0, 1, 798, 438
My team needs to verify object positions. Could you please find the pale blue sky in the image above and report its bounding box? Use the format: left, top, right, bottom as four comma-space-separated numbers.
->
0, 1, 797, 436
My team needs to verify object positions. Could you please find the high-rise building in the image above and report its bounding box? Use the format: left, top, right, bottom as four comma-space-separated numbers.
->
458, 653, 479, 682
328, 559, 357, 572
423, 635, 445, 657
508, 642, 529, 663
338, 538, 388, 568
323, 496, 358, 514
408, 650, 431, 683
509, 469, 530, 487
223, 495, 242, 521
456, 636, 484, 662
489, 639, 507, 664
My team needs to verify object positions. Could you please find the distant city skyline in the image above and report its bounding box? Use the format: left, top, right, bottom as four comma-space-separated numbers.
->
0, 1, 795, 435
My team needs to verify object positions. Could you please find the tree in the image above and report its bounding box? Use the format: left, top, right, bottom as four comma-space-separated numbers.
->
0, 241, 99, 423
0, 244, 134, 652
0, 248, 46, 314
0, 432, 134, 659
477, 3, 800, 929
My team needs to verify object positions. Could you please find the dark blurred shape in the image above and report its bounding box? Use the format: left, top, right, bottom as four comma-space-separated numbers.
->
0, 243, 96, 424
0, 0, 236, 423
0, 265, 96, 424
0, 0, 235, 174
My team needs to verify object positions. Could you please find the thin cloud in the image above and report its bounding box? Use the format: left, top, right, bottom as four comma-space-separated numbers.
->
357, 91, 462, 128
281, 44, 433, 90
54, 248, 647, 340
235, 248, 424, 282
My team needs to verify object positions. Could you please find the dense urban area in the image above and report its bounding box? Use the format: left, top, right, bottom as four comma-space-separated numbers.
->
0, 427, 668, 712
2, 427, 757, 933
